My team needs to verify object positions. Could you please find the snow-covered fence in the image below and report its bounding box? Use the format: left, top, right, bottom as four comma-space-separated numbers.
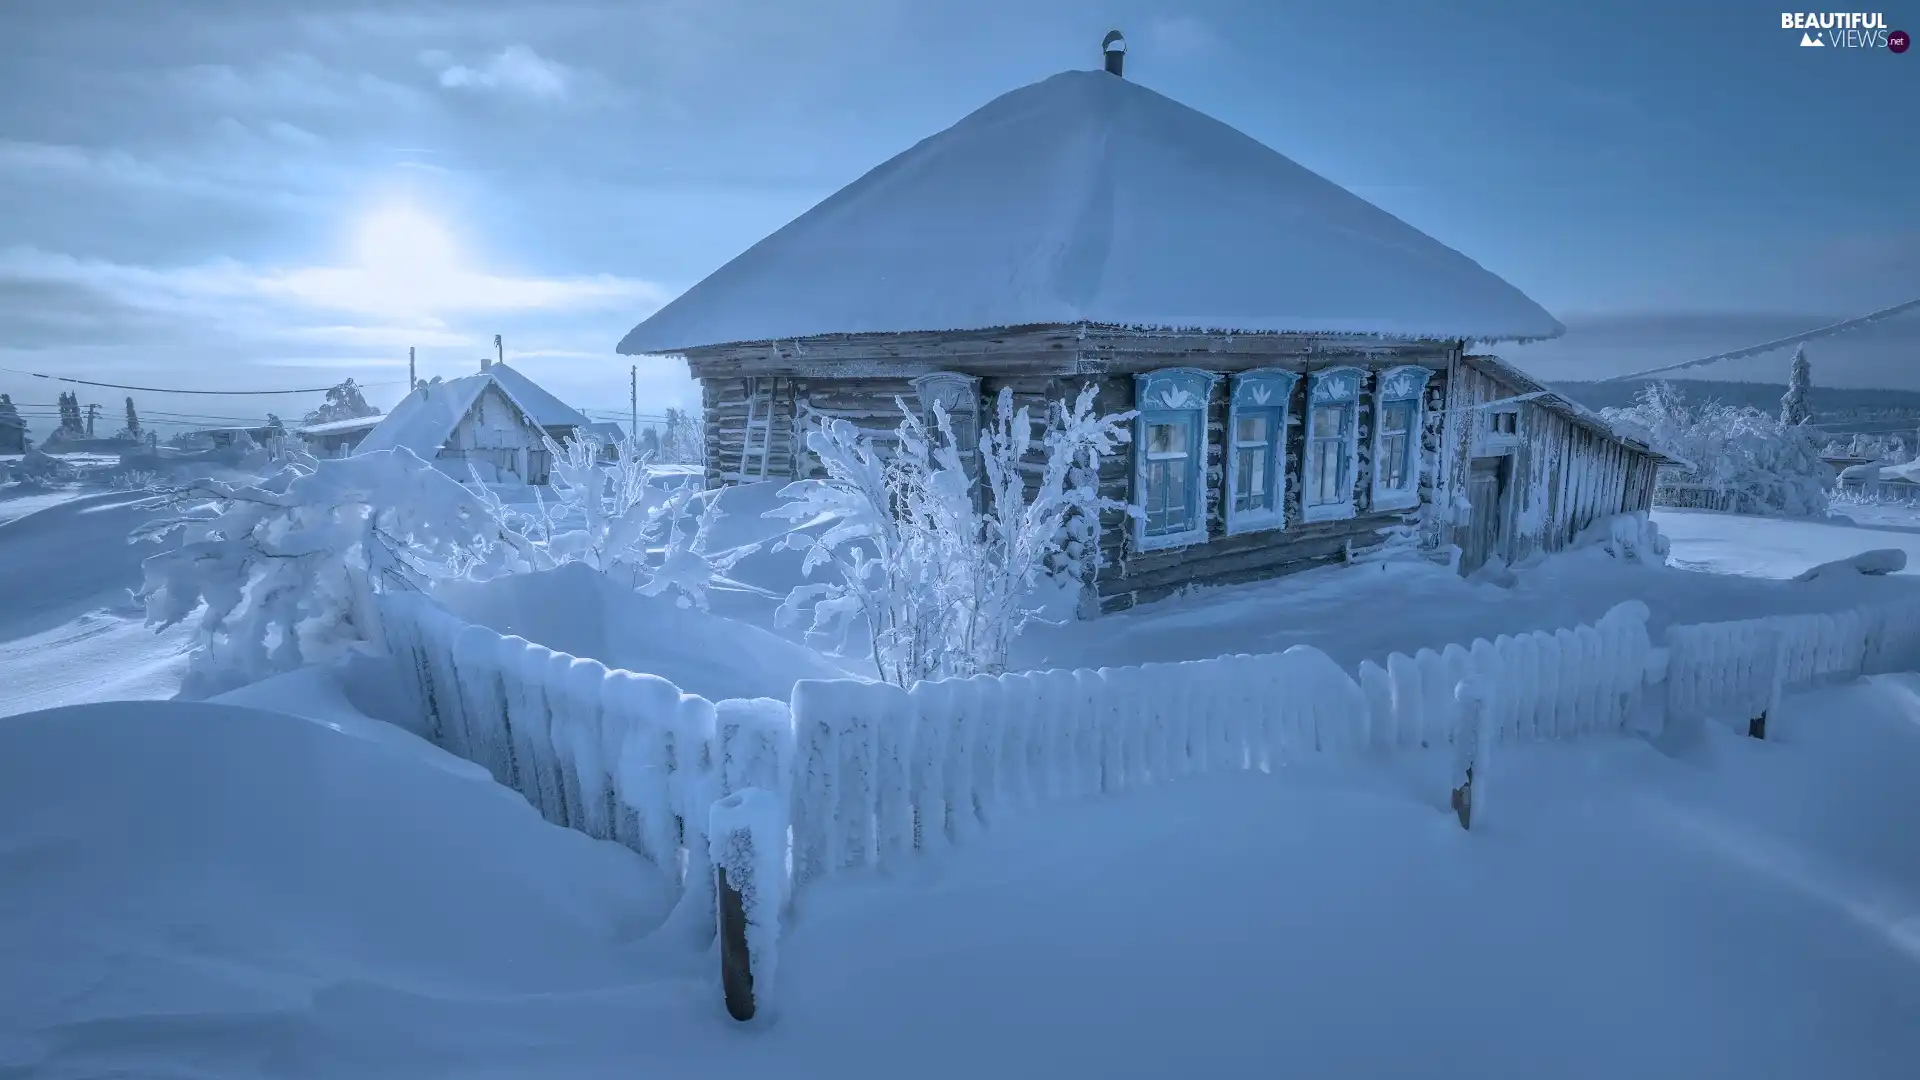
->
1363, 601, 1657, 753
1662, 601, 1920, 727
376, 591, 783, 924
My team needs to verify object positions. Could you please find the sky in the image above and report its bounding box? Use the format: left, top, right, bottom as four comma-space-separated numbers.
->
0, 0, 1915, 437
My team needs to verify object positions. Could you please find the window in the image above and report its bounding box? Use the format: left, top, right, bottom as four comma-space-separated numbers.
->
1491, 410, 1519, 436
1225, 369, 1298, 534
1303, 367, 1363, 522
912, 372, 980, 453
1132, 368, 1217, 550
1370, 365, 1433, 509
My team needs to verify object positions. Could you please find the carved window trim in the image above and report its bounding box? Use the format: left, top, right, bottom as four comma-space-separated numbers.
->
1302, 366, 1364, 523
1370, 365, 1433, 511
1224, 369, 1299, 536
1132, 368, 1218, 552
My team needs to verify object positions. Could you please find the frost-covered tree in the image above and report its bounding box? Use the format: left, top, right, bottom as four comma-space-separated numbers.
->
131, 447, 547, 698
1603, 381, 1831, 518
767, 385, 1135, 685
0, 393, 22, 440
56, 392, 84, 438
660, 407, 705, 466
504, 433, 756, 610
302, 378, 381, 426
116, 397, 142, 441
1780, 345, 1813, 427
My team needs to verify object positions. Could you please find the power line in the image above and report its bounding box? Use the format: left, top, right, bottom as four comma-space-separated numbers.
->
1595, 298, 1920, 384
0, 365, 407, 396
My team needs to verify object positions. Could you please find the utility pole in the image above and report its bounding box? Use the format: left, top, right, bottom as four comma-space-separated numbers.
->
630, 364, 638, 441
84, 402, 98, 437
408, 346, 416, 390
495, 334, 504, 368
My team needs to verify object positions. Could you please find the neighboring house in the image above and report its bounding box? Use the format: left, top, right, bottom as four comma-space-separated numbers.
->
354, 358, 589, 485
615, 39, 1670, 611
1820, 453, 1876, 480
1838, 460, 1920, 499
185, 426, 278, 450
580, 421, 627, 461
296, 415, 383, 458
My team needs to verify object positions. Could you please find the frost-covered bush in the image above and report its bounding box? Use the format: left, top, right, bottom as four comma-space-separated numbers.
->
767, 385, 1134, 685
1603, 381, 1831, 518
132, 447, 546, 698
5, 448, 76, 487
494, 433, 755, 611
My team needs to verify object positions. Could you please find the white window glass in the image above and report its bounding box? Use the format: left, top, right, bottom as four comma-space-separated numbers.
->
1231, 410, 1276, 514
1307, 404, 1351, 506
1378, 399, 1416, 491
1143, 417, 1194, 536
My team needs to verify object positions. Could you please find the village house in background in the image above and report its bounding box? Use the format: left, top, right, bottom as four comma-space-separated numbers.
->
297, 414, 384, 458
616, 36, 1673, 611
355, 356, 588, 485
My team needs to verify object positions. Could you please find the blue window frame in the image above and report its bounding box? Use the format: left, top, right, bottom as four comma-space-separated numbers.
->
1370, 366, 1433, 510
1225, 369, 1299, 535
1303, 367, 1364, 522
1132, 368, 1217, 551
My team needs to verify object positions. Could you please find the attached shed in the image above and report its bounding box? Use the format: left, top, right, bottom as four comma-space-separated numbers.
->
1445, 354, 1682, 574
355, 361, 589, 485
613, 38, 1660, 613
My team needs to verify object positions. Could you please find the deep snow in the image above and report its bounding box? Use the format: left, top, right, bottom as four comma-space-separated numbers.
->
5, 679, 1920, 1078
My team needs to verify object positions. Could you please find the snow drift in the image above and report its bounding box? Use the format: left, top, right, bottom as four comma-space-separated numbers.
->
0, 699, 672, 1077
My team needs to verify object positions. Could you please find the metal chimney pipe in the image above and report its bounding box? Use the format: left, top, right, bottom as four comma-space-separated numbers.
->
1102, 30, 1126, 77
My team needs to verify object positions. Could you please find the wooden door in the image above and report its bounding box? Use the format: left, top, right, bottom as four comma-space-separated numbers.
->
1460, 457, 1508, 574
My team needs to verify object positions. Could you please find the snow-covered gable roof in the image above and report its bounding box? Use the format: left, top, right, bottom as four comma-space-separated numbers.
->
487, 363, 588, 429
581, 421, 626, 443
296, 415, 384, 437
1463, 354, 1686, 468
619, 69, 1563, 356
356, 373, 549, 457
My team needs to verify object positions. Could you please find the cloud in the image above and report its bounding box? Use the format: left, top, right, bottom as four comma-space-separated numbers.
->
163, 52, 428, 115
426, 45, 572, 99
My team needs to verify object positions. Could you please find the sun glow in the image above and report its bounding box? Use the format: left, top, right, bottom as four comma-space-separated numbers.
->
353, 204, 463, 282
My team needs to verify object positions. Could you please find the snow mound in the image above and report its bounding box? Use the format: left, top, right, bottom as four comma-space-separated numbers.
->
1794, 548, 1908, 582
432, 561, 858, 701
1572, 510, 1669, 566
619, 69, 1562, 354
0, 700, 672, 1075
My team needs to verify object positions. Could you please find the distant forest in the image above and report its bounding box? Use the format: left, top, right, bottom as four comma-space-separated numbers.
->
1553, 379, 1920, 428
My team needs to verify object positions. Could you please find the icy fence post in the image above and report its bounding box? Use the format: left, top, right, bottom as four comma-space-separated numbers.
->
1750, 626, 1787, 741
709, 788, 786, 1023
1450, 678, 1490, 830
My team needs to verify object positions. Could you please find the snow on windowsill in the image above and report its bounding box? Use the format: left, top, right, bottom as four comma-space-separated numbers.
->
1224, 512, 1285, 538
1134, 525, 1209, 553
1369, 490, 1420, 513
1302, 502, 1357, 524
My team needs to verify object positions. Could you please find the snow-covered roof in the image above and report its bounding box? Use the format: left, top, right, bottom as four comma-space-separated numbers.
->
1872, 460, 1920, 484
487, 363, 588, 429
619, 69, 1563, 355
355, 374, 524, 457
1463, 355, 1686, 468
580, 421, 626, 442
296, 415, 384, 437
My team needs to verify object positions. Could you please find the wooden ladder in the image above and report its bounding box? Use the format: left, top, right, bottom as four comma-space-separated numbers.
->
739, 378, 779, 481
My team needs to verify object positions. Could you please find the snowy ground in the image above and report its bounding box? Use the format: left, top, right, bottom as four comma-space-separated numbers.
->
7, 469, 1920, 1076
4, 678, 1918, 1078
